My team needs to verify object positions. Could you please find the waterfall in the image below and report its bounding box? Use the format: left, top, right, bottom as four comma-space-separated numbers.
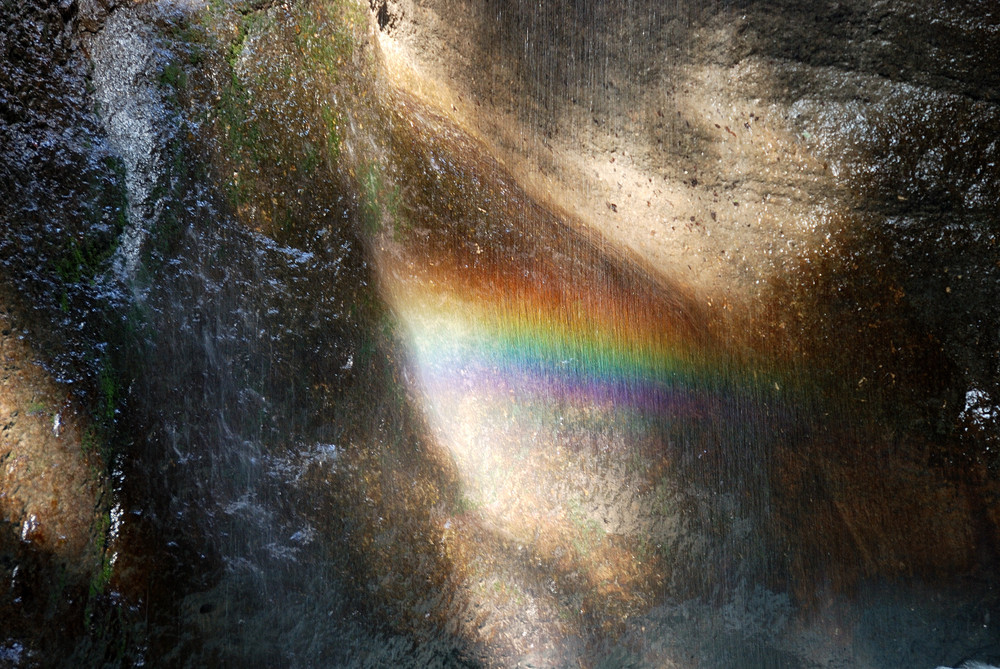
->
1, 0, 999, 665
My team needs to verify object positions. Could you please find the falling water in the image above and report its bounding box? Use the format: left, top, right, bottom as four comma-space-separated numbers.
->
1, 0, 999, 666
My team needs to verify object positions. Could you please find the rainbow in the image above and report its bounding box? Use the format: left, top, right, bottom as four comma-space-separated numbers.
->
366, 99, 788, 440
384, 254, 785, 433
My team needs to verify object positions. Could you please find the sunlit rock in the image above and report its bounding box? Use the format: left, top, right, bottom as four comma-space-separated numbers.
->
2, 0, 998, 665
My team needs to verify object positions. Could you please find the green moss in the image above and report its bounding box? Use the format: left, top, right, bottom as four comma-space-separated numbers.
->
192, 0, 368, 241
219, 76, 260, 160
321, 104, 342, 161
167, 18, 208, 63
81, 425, 100, 455
159, 61, 189, 108
159, 61, 188, 90
144, 134, 204, 265
202, 6, 275, 179
300, 141, 320, 175
294, 3, 357, 80
87, 511, 114, 601
227, 9, 269, 69
54, 155, 128, 287
97, 361, 118, 426
358, 161, 402, 237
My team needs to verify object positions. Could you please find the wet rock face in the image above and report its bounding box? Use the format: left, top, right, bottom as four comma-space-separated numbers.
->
1, 0, 999, 665
747, 0, 1000, 423
0, 307, 103, 575
368, 0, 1000, 662
745, 0, 1000, 103
0, 0, 79, 121
383, 0, 1000, 440
0, 0, 122, 663
0, 302, 106, 664
87, 8, 176, 276
0, 0, 127, 363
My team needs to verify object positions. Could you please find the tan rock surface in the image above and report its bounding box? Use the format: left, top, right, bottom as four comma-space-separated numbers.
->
0, 305, 104, 573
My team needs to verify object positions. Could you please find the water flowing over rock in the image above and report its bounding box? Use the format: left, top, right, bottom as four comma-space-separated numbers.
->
1, 0, 999, 666
88, 7, 176, 279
